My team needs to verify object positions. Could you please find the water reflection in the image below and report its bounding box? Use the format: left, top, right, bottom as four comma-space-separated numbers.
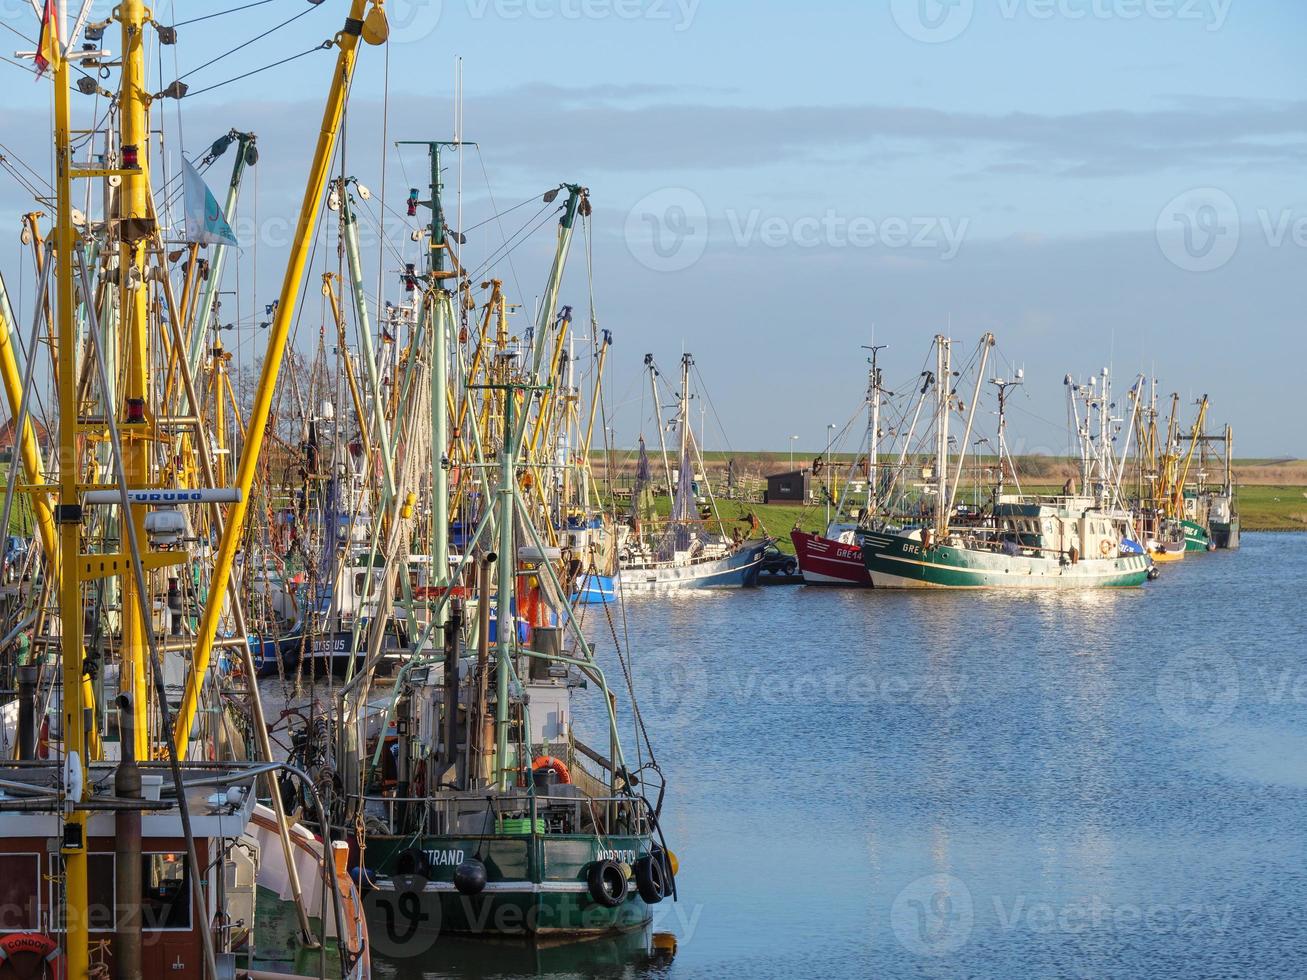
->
372, 926, 674, 980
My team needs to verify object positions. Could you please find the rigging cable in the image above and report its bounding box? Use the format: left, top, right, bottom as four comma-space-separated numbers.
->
173, 0, 284, 28
182, 42, 331, 100
174, 2, 324, 83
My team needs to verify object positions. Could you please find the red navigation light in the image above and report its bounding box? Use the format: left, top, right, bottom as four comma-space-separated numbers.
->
122, 144, 140, 170
125, 397, 146, 423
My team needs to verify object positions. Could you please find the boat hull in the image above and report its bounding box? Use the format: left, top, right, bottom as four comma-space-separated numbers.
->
858, 530, 1151, 589
616, 540, 765, 590
1149, 542, 1186, 563
362, 833, 657, 943
790, 530, 871, 587
572, 574, 616, 604
1210, 516, 1240, 549
1182, 520, 1214, 552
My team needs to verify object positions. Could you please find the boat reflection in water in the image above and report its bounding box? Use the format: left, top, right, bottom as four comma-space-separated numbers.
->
371, 924, 677, 978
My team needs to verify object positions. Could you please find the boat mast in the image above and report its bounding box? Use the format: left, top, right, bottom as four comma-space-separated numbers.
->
990, 368, 1022, 498
118, 0, 151, 764
944, 334, 994, 528
934, 335, 950, 539
861, 344, 886, 520
188, 131, 256, 381
494, 386, 523, 790
396, 139, 467, 590
645, 354, 675, 501
679, 352, 692, 476
50, 17, 92, 980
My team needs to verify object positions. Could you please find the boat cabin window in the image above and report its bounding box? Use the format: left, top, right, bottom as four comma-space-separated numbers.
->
142, 853, 192, 931
48, 853, 115, 932
353, 572, 381, 598
0, 853, 40, 931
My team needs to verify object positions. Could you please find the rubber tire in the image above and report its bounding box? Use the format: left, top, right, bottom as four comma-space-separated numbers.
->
634, 854, 666, 904
784, 559, 797, 576
394, 847, 432, 879
586, 859, 628, 908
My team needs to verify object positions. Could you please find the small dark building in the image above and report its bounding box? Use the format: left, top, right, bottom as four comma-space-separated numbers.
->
764, 468, 810, 503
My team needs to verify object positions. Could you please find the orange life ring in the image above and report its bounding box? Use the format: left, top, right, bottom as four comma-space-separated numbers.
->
36, 717, 49, 761
532, 755, 571, 784
0, 932, 60, 978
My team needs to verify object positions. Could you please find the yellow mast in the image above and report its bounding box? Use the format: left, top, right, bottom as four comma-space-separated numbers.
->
211, 338, 229, 488
324, 273, 372, 461
0, 299, 59, 577
117, 0, 152, 761
52, 25, 91, 980
1174, 396, 1209, 515
174, 0, 387, 756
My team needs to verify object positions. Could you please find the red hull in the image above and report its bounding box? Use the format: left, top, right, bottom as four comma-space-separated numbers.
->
791, 529, 872, 586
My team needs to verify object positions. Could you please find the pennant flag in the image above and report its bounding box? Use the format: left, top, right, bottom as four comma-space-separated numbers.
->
181, 157, 238, 247
34, 0, 60, 79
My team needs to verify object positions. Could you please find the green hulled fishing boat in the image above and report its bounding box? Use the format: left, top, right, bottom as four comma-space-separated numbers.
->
860, 498, 1150, 589
319, 151, 677, 950
858, 336, 1151, 590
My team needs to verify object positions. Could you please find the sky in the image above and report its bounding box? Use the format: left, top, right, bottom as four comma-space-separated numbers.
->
1, 0, 1304, 457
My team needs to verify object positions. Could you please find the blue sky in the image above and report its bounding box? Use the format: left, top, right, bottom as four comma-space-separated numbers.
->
1, 0, 1303, 456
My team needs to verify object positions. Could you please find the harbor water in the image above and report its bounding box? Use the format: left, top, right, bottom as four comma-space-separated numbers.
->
377, 531, 1307, 979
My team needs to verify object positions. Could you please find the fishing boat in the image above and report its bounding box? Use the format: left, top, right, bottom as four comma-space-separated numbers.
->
1184, 421, 1240, 550
1208, 489, 1241, 550
860, 497, 1151, 589
791, 527, 871, 586
1147, 523, 1189, 563
616, 355, 767, 591
1132, 389, 1236, 555
791, 346, 887, 587
858, 336, 1151, 590
335, 371, 678, 940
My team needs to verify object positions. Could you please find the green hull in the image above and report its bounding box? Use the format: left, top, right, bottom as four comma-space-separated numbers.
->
859, 531, 1151, 589
1182, 519, 1212, 552
363, 833, 657, 947
1210, 516, 1240, 549
248, 885, 356, 976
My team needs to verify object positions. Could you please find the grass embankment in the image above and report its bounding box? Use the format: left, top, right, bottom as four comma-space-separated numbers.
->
1234, 485, 1307, 532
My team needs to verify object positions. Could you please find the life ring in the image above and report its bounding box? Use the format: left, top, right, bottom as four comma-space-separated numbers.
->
532, 755, 571, 784
586, 859, 628, 908
36, 717, 49, 760
0, 932, 60, 978
1099, 539, 1114, 557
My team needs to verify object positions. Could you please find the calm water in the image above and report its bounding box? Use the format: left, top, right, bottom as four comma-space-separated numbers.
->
378, 532, 1307, 979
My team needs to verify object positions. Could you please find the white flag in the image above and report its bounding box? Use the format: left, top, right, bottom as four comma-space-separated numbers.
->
182, 157, 238, 247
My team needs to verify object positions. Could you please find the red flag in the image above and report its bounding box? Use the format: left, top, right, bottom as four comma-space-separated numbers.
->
34, 0, 59, 80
